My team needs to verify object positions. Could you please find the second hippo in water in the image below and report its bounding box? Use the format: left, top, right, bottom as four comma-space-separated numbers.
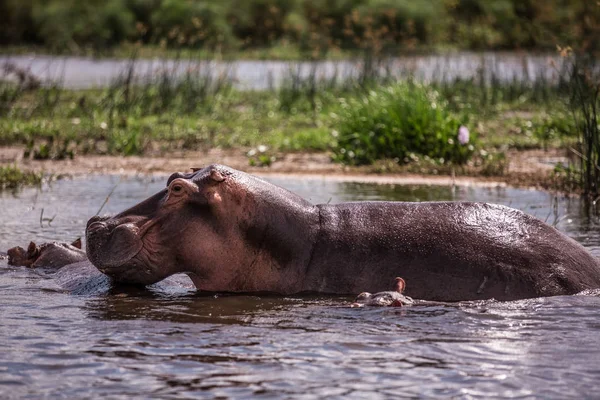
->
351, 277, 414, 307
5, 239, 195, 295
7, 239, 86, 269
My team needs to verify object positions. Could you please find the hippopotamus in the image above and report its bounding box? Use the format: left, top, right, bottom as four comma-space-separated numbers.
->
85, 164, 600, 302
8, 239, 86, 268
351, 277, 414, 307
5, 240, 194, 295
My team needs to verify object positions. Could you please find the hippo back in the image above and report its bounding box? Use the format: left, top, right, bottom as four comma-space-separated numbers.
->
306, 201, 600, 301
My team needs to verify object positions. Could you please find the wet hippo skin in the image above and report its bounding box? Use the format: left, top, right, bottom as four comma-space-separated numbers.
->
8, 239, 86, 268
5, 240, 195, 295
84, 164, 600, 302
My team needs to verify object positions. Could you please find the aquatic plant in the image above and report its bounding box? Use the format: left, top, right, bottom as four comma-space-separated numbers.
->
332, 81, 473, 166
0, 165, 42, 190
565, 53, 600, 196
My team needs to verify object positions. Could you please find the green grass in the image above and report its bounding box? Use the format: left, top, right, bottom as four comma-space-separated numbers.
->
331, 82, 472, 166
0, 88, 336, 157
474, 109, 577, 151
0, 70, 576, 173
0, 165, 43, 190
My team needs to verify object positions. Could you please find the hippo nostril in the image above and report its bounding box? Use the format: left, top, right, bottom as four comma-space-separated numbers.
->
87, 215, 110, 228
87, 221, 108, 233
87, 216, 102, 227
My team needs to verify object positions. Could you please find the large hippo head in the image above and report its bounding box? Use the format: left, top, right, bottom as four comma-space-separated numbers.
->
86, 164, 318, 292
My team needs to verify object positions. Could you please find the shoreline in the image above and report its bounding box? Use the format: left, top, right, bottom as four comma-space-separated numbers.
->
1, 146, 566, 192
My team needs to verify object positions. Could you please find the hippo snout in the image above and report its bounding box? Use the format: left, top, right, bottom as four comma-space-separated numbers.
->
86, 215, 144, 273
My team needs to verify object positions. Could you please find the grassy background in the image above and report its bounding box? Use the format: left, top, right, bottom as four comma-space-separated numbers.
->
0, 52, 595, 193
0, 0, 598, 192
0, 60, 577, 162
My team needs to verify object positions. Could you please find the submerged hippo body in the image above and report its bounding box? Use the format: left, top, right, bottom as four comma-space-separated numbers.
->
6, 240, 111, 293
5, 240, 194, 295
8, 239, 86, 268
86, 164, 600, 302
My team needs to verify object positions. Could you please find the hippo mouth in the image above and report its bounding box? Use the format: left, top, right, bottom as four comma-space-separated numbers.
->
86, 215, 160, 285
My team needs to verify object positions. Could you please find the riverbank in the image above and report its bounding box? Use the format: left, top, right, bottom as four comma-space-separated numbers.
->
0, 146, 569, 192
0, 54, 581, 194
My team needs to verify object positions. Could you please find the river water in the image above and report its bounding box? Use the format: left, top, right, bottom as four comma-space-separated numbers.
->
1, 176, 600, 399
0, 52, 561, 90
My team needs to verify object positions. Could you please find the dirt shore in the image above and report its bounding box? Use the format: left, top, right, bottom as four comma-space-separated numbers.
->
0, 146, 568, 190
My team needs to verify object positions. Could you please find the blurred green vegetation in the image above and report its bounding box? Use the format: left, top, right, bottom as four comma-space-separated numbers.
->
0, 165, 43, 190
332, 82, 471, 166
0, 0, 598, 56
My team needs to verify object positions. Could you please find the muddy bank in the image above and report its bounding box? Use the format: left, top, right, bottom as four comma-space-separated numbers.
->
0, 146, 569, 191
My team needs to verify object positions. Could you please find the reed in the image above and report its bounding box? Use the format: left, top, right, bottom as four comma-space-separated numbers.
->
565, 54, 600, 196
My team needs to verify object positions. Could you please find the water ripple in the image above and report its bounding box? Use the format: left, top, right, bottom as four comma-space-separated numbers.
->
2, 177, 600, 398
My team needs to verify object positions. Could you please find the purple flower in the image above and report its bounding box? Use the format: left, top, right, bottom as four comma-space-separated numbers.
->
458, 125, 470, 145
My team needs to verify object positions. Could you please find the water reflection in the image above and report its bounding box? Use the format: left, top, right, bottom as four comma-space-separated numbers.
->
85, 292, 329, 325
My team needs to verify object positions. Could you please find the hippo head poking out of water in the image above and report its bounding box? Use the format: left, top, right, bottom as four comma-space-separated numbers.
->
8, 239, 85, 269
86, 164, 318, 290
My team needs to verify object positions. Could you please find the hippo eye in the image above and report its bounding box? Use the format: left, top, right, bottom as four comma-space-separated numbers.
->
171, 184, 183, 193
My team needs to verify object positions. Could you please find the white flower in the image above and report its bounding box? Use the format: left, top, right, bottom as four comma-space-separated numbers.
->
247, 149, 257, 157
257, 145, 268, 153
458, 125, 470, 145
71, 118, 81, 125
100, 122, 108, 130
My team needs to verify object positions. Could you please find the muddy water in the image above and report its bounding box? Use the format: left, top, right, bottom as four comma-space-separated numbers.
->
1, 176, 600, 399
0, 52, 561, 89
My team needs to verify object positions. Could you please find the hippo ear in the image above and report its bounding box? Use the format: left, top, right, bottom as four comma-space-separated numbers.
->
394, 277, 406, 293
27, 241, 37, 254
27, 242, 39, 258
71, 238, 82, 249
209, 169, 226, 183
